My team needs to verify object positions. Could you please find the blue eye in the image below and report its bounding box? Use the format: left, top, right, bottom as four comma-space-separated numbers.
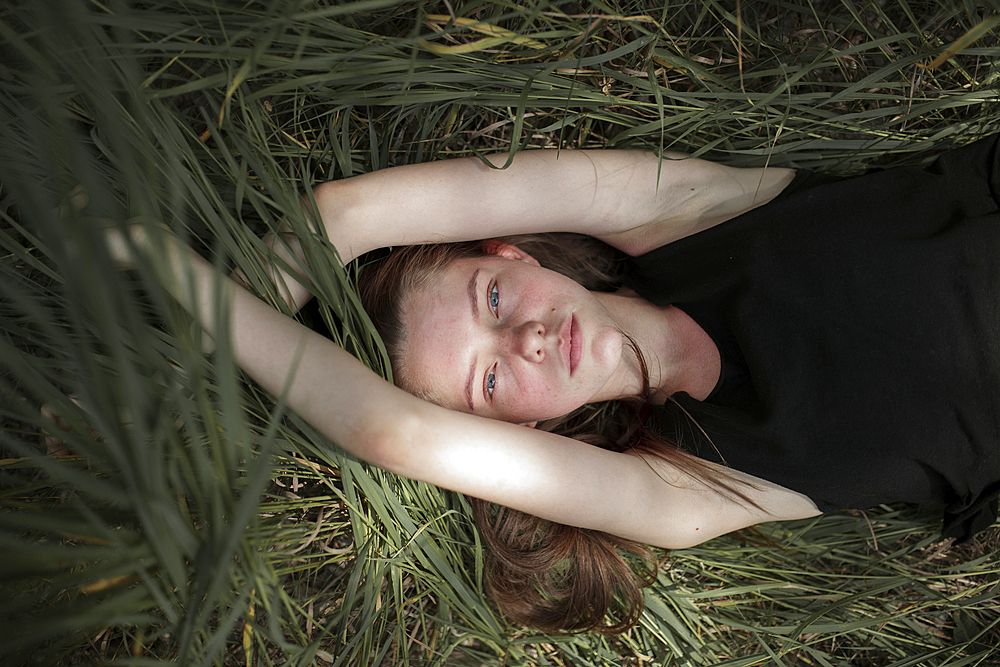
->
486, 365, 497, 398
489, 282, 499, 315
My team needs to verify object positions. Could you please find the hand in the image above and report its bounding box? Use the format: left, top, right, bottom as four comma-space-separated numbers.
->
55, 185, 89, 220
103, 219, 175, 269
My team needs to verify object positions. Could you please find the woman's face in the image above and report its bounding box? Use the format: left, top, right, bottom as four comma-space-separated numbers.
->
399, 244, 628, 425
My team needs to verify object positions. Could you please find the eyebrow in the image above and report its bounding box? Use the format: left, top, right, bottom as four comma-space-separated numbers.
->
464, 269, 481, 411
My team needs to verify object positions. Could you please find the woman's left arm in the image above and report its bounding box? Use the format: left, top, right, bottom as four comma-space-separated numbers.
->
387, 402, 822, 549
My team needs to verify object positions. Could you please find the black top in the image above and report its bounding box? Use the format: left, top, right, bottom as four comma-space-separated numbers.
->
625, 135, 1000, 541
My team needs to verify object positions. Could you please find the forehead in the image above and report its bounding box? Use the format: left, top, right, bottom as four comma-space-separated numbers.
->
399, 257, 487, 413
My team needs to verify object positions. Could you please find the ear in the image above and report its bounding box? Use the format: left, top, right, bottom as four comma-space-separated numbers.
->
485, 241, 541, 267
518, 420, 538, 429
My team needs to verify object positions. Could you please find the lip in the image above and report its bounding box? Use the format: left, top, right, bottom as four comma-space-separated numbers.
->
559, 315, 572, 375
568, 315, 581, 376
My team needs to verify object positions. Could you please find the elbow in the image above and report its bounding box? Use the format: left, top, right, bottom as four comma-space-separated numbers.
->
311, 179, 341, 205
311, 180, 355, 221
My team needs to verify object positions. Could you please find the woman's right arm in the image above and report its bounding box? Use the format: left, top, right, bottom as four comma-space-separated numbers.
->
268, 150, 794, 311
108, 224, 416, 463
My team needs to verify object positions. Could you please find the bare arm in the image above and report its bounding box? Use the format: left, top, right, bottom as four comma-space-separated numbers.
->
119, 226, 818, 549
266, 150, 794, 311
389, 403, 821, 548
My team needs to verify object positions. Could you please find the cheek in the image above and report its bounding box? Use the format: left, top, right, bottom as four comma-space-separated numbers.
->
506, 371, 583, 420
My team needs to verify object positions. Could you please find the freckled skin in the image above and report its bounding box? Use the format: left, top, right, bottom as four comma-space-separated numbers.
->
401, 251, 632, 425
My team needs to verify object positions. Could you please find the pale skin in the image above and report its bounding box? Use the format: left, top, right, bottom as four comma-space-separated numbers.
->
109, 150, 821, 550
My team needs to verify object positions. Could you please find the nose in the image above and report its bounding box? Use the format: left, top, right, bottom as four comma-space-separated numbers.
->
506, 320, 547, 362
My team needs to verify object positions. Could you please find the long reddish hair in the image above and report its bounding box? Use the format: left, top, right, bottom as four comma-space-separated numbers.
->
356, 233, 747, 634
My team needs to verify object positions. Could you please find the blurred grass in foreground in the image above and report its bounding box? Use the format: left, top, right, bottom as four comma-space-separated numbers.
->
1, 0, 998, 665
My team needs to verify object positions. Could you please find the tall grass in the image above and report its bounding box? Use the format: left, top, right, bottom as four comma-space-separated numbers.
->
1, 0, 998, 665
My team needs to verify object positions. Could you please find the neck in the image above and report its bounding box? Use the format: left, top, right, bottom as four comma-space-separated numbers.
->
594, 290, 721, 402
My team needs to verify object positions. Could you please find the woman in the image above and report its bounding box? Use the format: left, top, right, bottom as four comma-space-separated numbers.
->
108, 137, 1000, 632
